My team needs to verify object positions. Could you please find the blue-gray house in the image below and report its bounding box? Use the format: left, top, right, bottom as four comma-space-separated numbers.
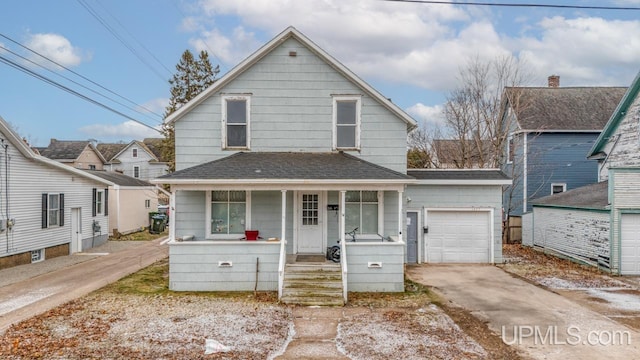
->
500, 77, 626, 217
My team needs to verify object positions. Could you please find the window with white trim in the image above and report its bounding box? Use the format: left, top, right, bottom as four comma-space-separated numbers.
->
345, 191, 379, 235
145, 199, 151, 209
96, 190, 104, 214
551, 183, 566, 195
208, 191, 249, 236
132, 148, 138, 158
31, 249, 44, 263
507, 136, 514, 163
133, 166, 140, 179
333, 95, 361, 150
222, 95, 250, 149
43, 193, 64, 227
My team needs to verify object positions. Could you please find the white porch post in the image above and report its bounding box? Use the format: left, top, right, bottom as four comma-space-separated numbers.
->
281, 190, 287, 242
169, 189, 176, 242
340, 190, 346, 243
398, 190, 403, 243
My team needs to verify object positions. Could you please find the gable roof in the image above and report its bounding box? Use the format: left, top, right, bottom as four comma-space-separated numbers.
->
155, 152, 413, 183
84, 170, 154, 187
532, 180, 609, 210
504, 86, 627, 131
164, 26, 417, 131
96, 143, 128, 162
588, 70, 640, 157
0, 117, 112, 186
142, 138, 166, 162
40, 139, 107, 163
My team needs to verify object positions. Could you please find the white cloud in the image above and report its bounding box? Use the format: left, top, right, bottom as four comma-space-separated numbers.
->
79, 120, 160, 140
138, 97, 169, 117
406, 103, 446, 127
25, 33, 87, 68
189, 26, 261, 65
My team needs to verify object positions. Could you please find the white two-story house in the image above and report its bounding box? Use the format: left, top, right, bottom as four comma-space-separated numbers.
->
153, 27, 509, 304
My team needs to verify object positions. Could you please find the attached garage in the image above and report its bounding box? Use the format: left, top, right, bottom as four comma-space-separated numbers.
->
425, 210, 492, 263
621, 213, 640, 275
405, 169, 510, 264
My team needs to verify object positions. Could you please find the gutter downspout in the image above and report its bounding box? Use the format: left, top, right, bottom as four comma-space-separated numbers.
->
523, 133, 528, 214
114, 185, 120, 235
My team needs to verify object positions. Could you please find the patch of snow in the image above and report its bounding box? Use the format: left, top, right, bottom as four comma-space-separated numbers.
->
586, 289, 640, 312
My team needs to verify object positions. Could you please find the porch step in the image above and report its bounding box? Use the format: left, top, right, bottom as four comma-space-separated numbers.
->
281, 263, 344, 306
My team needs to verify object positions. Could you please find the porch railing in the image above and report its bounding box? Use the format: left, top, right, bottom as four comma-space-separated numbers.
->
277, 237, 287, 299
341, 238, 348, 303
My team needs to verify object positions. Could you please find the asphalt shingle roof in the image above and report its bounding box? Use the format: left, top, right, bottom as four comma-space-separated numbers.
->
158, 152, 413, 181
532, 181, 609, 210
505, 87, 627, 131
39, 139, 91, 160
85, 170, 154, 187
96, 143, 128, 162
407, 169, 510, 181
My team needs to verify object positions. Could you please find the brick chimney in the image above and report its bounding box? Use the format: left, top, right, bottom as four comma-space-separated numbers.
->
548, 75, 560, 88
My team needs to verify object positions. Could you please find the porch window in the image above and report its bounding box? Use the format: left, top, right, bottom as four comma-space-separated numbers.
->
222, 95, 250, 149
333, 95, 361, 150
345, 191, 378, 234
210, 191, 247, 235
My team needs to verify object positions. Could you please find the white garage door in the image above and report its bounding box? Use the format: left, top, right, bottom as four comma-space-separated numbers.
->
425, 210, 491, 263
621, 214, 640, 275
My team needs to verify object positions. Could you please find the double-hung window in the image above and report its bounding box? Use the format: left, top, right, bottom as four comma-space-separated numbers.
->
208, 191, 250, 237
222, 95, 250, 149
507, 136, 514, 164
333, 95, 361, 150
132, 148, 138, 158
345, 191, 380, 235
133, 166, 140, 179
42, 193, 64, 228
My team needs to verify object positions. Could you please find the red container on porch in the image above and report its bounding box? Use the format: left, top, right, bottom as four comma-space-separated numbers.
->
245, 230, 259, 240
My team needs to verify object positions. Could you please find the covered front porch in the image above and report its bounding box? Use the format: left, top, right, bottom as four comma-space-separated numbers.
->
153, 152, 413, 301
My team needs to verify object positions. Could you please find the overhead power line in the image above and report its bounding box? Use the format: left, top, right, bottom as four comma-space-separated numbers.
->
379, 0, 640, 10
0, 54, 161, 133
0, 33, 164, 120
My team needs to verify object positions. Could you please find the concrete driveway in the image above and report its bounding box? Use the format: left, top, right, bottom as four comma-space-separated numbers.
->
0, 237, 168, 333
407, 264, 640, 359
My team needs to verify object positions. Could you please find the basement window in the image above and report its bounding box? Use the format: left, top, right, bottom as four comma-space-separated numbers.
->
551, 183, 566, 195
31, 249, 44, 263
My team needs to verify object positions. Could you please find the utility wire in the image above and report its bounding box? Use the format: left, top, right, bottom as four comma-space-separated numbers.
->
380, 0, 640, 10
0, 54, 160, 133
0, 44, 162, 125
76, 0, 169, 83
94, 0, 173, 75
0, 33, 163, 120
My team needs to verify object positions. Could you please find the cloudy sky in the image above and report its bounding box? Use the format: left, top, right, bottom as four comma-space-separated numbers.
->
1, 0, 639, 146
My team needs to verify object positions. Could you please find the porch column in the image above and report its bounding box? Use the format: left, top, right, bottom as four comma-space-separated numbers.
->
281, 190, 287, 242
398, 190, 403, 243
169, 189, 176, 242
340, 190, 346, 244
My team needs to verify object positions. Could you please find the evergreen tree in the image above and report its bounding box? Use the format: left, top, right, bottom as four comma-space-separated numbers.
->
161, 50, 219, 172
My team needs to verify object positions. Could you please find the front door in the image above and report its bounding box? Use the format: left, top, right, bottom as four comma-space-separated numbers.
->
406, 211, 419, 263
297, 192, 324, 253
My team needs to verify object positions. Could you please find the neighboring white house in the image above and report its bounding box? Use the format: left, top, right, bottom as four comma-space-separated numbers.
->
0, 116, 112, 269
153, 27, 508, 303
527, 69, 640, 275
98, 139, 168, 181
85, 170, 159, 236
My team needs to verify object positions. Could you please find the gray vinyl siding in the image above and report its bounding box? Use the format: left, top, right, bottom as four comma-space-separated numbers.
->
524, 133, 599, 214
174, 190, 206, 240
169, 242, 280, 291
345, 242, 405, 292
109, 145, 166, 181
609, 169, 640, 274
532, 206, 610, 269
175, 37, 408, 173
250, 191, 294, 254
599, 95, 640, 180
0, 133, 109, 258
405, 184, 503, 263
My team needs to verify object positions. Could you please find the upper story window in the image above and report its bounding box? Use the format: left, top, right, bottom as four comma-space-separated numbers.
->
333, 95, 361, 150
132, 148, 138, 158
133, 166, 140, 179
507, 136, 514, 164
222, 95, 251, 149
88, 165, 96, 170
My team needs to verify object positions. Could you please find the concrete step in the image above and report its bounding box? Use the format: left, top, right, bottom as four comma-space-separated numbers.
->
281, 262, 344, 306
285, 263, 340, 272
280, 293, 344, 306
284, 279, 343, 289
284, 272, 342, 281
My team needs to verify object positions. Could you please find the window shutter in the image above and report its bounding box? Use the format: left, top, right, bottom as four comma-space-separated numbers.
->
41, 193, 48, 228
59, 193, 65, 227
92, 188, 97, 217
104, 189, 109, 216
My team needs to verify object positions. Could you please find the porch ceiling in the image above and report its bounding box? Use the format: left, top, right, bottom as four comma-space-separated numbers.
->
153, 152, 414, 188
